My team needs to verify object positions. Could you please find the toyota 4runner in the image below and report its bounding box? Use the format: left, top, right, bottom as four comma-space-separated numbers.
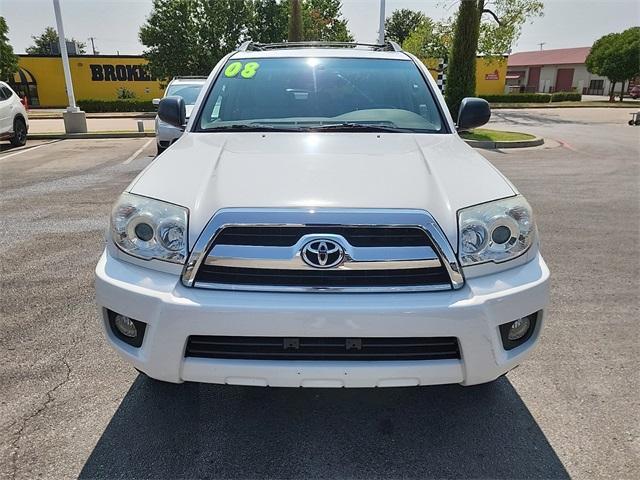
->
95, 42, 550, 388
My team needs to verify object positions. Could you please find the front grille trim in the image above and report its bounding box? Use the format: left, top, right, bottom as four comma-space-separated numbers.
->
181, 209, 465, 292
185, 335, 461, 361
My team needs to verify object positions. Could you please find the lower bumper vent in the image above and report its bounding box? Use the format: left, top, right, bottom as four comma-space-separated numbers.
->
185, 336, 460, 361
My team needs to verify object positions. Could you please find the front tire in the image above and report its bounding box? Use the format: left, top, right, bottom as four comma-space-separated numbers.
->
156, 143, 166, 155
10, 118, 27, 147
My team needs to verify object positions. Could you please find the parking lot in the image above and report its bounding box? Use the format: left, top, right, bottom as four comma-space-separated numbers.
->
0, 108, 638, 479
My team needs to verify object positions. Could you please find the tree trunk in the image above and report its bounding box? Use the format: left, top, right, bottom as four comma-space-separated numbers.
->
619, 79, 626, 102
445, 0, 482, 119
609, 81, 616, 102
288, 0, 303, 42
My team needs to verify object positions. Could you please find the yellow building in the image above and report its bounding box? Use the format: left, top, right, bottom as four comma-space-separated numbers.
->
422, 56, 507, 95
14, 55, 164, 107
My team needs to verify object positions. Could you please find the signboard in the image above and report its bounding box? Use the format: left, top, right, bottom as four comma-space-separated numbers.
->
485, 69, 500, 80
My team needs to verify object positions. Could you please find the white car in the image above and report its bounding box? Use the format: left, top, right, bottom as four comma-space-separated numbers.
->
0, 81, 28, 147
96, 42, 549, 388
153, 76, 206, 155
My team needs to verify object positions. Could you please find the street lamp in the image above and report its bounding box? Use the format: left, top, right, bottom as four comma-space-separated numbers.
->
377, 0, 386, 45
53, 0, 87, 133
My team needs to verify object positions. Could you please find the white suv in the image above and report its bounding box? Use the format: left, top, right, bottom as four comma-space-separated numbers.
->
153, 76, 206, 155
96, 42, 549, 388
0, 81, 28, 147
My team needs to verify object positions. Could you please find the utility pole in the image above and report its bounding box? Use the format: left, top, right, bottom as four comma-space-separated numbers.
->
53, 0, 87, 133
538, 42, 546, 51
377, 0, 386, 45
88, 36, 97, 55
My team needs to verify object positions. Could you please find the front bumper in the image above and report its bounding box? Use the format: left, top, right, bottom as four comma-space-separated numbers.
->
95, 250, 550, 387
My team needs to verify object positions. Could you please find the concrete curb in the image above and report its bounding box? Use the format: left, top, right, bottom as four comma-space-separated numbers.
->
463, 136, 544, 149
491, 104, 640, 109
28, 132, 155, 140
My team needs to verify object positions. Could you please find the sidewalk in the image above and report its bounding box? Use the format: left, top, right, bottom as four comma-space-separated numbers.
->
28, 117, 155, 134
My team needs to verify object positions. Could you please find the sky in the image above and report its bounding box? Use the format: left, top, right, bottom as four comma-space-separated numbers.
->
1, 0, 639, 55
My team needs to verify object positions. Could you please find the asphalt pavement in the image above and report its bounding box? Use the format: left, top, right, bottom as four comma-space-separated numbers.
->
0, 108, 638, 479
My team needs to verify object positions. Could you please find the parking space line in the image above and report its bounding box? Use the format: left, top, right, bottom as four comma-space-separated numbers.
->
0, 140, 62, 161
123, 138, 154, 164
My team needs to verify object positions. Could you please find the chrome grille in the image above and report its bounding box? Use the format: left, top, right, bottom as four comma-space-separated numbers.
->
182, 209, 464, 293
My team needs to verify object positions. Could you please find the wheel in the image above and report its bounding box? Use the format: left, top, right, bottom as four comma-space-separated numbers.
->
630, 120, 636, 126
10, 118, 27, 147
635, 120, 640, 126
156, 143, 166, 155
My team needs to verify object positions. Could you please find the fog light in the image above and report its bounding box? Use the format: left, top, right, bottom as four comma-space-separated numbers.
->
507, 317, 531, 341
114, 314, 137, 338
107, 310, 147, 348
499, 312, 539, 350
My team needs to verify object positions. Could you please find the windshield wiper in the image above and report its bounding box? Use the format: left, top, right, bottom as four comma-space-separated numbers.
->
311, 123, 415, 133
201, 123, 304, 132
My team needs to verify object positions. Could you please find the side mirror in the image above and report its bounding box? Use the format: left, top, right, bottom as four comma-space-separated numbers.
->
152, 98, 160, 106
457, 97, 491, 131
158, 96, 186, 129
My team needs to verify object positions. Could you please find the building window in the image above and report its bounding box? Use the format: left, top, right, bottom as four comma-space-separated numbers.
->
587, 79, 605, 96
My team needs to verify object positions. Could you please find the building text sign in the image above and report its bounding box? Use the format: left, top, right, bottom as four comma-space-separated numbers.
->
90, 64, 153, 82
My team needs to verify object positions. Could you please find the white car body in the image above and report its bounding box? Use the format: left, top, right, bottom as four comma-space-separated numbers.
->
154, 77, 206, 154
0, 81, 29, 146
96, 45, 550, 388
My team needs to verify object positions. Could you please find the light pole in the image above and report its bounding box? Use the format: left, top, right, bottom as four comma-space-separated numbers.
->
377, 0, 386, 45
53, 0, 87, 133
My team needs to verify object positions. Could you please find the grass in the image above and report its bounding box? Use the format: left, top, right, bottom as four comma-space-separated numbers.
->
459, 128, 536, 142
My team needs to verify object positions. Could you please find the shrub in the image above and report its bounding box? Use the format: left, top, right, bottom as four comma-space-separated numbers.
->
551, 92, 582, 102
116, 87, 136, 99
479, 93, 552, 103
77, 99, 156, 112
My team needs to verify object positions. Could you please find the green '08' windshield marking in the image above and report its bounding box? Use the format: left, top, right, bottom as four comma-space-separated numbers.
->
224, 61, 260, 78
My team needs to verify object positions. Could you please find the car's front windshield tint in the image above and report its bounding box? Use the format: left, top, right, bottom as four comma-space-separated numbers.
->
197, 57, 444, 133
166, 84, 203, 105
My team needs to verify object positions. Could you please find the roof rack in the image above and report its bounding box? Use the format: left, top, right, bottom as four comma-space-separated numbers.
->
237, 41, 403, 53
171, 76, 208, 80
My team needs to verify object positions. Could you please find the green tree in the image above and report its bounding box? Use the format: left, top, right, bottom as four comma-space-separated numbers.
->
303, 0, 353, 42
140, 0, 250, 81
0, 17, 18, 81
385, 9, 428, 45
250, 0, 288, 43
586, 27, 640, 102
445, 0, 481, 119
289, 0, 304, 41
25, 26, 86, 55
445, 0, 543, 117
477, 0, 543, 56
403, 18, 452, 60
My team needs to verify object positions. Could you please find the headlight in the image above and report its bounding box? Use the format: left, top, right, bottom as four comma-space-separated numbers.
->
458, 195, 536, 266
110, 193, 188, 263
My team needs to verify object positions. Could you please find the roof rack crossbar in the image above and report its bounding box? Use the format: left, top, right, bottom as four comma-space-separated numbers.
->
237, 41, 403, 52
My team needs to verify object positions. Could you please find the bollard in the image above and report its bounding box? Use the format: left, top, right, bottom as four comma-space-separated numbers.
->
137, 120, 145, 132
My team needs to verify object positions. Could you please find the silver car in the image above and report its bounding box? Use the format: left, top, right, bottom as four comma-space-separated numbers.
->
153, 77, 206, 155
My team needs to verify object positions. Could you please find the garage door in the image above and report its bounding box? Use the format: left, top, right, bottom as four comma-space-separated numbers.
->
555, 68, 574, 92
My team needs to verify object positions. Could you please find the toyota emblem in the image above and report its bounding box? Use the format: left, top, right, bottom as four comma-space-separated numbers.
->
301, 239, 344, 269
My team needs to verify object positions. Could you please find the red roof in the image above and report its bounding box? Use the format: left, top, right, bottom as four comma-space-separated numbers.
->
508, 47, 591, 67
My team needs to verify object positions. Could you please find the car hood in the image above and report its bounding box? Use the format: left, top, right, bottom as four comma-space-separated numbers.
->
129, 132, 516, 250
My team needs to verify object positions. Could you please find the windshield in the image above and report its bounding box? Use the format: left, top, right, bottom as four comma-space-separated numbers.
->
197, 57, 444, 133
165, 83, 204, 105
